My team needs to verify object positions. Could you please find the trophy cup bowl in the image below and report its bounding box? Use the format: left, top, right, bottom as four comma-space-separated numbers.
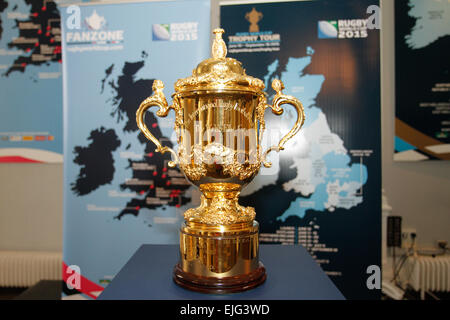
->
136, 29, 305, 293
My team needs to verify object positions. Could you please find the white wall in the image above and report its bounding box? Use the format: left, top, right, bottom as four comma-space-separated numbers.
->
0, 164, 63, 251
0, 0, 448, 254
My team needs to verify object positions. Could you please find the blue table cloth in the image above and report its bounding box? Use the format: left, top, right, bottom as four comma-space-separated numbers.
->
98, 244, 344, 300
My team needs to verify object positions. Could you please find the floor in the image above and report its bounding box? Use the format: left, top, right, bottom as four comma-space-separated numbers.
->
1, 284, 449, 300
0, 287, 27, 300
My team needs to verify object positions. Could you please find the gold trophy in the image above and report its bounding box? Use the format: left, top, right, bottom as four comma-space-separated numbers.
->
136, 29, 305, 293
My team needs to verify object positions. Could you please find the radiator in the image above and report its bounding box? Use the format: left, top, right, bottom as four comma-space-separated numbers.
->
400, 255, 450, 298
0, 251, 62, 287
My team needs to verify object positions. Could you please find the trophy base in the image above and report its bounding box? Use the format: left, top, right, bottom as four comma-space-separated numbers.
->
173, 262, 266, 294
174, 220, 266, 294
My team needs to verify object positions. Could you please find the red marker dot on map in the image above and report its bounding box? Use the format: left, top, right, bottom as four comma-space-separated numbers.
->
152, 123, 158, 128
37, 29, 42, 35
25, 48, 31, 52
58, 59, 62, 64
162, 167, 167, 172
139, 190, 145, 195
166, 181, 171, 186
135, 206, 141, 211
153, 171, 157, 176
21, 63, 27, 68
161, 174, 166, 179
175, 204, 180, 208
50, 39, 55, 43
41, 6, 47, 11
150, 185, 155, 189
32, 13, 38, 17
46, 26, 51, 31
148, 152, 153, 157
45, 32, 50, 37
34, 42, 39, 47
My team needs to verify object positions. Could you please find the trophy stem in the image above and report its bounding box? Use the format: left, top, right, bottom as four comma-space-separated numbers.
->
173, 220, 266, 294
183, 183, 256, 225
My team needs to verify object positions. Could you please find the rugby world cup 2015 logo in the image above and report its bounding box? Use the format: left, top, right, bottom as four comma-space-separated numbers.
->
318, 20, 338, 39
152, 24, 170, 41
152, 22, 199, 42
317, 6, 380, 40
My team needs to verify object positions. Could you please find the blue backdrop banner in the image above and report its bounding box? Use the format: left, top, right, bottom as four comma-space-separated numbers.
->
61, 0, 210, 299
221, 0, 381, 299
394, 0, 450, 161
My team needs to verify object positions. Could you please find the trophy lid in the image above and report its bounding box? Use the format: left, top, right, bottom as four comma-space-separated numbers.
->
174, 28, 265, 94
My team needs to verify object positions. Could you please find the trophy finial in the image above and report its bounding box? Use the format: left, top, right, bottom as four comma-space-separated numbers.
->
272, 79, 285, 94
212, 28, 227, 59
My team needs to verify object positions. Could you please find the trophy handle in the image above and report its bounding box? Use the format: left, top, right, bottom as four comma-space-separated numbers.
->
262, 79, 305, 168
136, 80, 179, 168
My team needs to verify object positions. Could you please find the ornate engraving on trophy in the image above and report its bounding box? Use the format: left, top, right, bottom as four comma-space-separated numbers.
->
185, 101, 253, 126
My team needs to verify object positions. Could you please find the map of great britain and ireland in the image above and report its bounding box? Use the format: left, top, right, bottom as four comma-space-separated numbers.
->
72, 58, 191, 220
0, 0, 61, 76
241, 51, 367, 222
